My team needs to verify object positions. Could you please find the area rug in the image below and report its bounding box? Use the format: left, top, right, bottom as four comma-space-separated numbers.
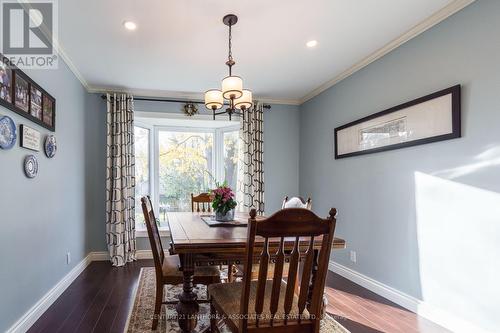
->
125, 267, 349, 333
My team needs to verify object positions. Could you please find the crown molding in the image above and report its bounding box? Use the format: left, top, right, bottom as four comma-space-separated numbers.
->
55, 41, 91, 91
300, 0, 476, 104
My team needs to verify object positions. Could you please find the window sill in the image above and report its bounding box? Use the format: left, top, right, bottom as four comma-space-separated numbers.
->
136, 229, 170, 238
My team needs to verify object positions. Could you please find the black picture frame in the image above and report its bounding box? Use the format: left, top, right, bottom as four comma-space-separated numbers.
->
334, 85, 461, 159
0, 53, 56, 132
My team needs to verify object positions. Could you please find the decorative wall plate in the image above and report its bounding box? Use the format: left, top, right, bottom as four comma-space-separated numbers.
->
0, 115, 17, 150
44, 135, 57, 158
24, 155, 39, 178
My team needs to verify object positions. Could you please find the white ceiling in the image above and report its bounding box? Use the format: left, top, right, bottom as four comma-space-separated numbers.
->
57, 0, 471, 104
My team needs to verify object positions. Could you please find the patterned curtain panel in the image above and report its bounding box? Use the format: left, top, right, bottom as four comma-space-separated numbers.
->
237, 102, 265, 214
105, 93, 137, 266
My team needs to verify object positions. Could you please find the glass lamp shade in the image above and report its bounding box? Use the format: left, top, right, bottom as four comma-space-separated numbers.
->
234, 89, 253, 110
204, 89, 224, 110
222, 76, 243, 99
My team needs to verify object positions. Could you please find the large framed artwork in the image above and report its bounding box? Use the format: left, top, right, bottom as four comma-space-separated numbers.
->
0, 53, 56, 132
334, 85, 461, 159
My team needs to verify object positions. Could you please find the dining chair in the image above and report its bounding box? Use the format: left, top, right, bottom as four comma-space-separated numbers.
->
191, 192, 212, 213
191, 192, 235, 282
282, 196, 312, 210
231, 197, 313, 282
209, 208, 337, 333
141, 196, 221, 330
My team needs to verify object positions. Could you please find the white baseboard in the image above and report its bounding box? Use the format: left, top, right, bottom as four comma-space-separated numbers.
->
328, 260, 488, 333
6, 254, 93, 333
90, 251, 110, 261
91, 249, 156, 261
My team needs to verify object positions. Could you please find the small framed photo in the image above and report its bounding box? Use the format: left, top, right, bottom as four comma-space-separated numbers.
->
14, 72, 30, 113
31, 85, 43, 120
0, 57, 13, 105
43, 93, 55, 128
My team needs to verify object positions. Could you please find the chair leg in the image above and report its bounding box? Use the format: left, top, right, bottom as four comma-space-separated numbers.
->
210, 301, 218, 333
227, 264, 233, 282
152, 282, 163, 330
312, 319, 321, 333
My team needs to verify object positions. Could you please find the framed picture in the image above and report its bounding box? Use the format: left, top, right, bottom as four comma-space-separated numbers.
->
0, 52, 56, 131
43, 93, 55, 128
30, 85, 43, 120
334, 85, 461, 159
20, 124, 41, 151
0, 57, 13, 104
14, 72, 30, 113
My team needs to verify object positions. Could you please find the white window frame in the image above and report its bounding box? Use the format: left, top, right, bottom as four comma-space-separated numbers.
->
134, 121, 239, 237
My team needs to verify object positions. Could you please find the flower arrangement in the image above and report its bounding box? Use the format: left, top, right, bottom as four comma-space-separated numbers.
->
211, 182, 237, 221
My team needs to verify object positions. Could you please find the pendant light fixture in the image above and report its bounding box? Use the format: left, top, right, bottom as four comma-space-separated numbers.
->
204, 14, 253, 120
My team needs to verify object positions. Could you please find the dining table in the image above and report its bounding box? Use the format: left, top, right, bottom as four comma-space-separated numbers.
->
166, 211, 346, 333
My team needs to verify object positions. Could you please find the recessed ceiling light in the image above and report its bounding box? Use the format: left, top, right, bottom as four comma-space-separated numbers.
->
306, 40, 318, 48
123, 21, 137, 31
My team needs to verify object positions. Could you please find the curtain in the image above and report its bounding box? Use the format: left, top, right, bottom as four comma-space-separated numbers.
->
237, 102, 265, 214
105, 93, 137, 266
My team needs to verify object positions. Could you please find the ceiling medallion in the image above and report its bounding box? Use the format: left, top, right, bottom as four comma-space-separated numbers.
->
204, 14, 253, 120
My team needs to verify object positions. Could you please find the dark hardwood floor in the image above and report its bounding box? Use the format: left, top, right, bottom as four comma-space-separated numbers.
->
28, 260, 448, 333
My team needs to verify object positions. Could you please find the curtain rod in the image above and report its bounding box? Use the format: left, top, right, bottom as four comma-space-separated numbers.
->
100, 95, 271, 109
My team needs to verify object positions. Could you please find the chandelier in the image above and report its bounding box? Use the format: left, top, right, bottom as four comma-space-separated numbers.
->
204, 14, 252, 120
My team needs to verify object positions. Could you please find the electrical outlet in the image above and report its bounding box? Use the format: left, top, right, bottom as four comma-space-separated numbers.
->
350, 250, 357, 263
66, 252, 71, 265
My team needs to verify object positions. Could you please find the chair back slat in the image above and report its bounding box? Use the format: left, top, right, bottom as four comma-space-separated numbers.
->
309, 234, 334, 315
284, 237, 300, 319
141, 196, 165, 278
255, 237, 270, 323
297, 237, 314, 314
240, 208, 337, 330
270, 237, 285, 322
191, 193, 212, 213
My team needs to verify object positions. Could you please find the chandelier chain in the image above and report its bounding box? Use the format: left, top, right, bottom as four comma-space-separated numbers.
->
228, 23, 233, 63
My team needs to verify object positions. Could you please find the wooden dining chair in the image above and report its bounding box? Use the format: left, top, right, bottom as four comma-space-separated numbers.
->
191, 192, 212, 213
232, 197, 313, 282
141, 196, 221, 330
209, 207, 337, 333
191, 192, 235, 282
282, 196, 312, 210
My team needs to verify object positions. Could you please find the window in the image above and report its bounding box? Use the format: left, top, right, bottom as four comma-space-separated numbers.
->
134, 125, 150, 227
223, 130, 239, 191
134, 117, 240, 232
157, 129, 214, 218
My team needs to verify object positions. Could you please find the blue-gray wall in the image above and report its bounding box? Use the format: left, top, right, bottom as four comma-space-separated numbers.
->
0, 61, 97, 331
299, 1, 499, 331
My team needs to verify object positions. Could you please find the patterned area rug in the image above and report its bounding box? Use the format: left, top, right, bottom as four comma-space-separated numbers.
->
125, 267, 349, 333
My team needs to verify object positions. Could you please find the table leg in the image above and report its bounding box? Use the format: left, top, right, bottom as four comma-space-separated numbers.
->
176, 253, 199, 332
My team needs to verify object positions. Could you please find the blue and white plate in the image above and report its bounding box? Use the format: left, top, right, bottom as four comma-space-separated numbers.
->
24, 155, 38, 178
0, 115, 17, 150
44, 135, 57, 158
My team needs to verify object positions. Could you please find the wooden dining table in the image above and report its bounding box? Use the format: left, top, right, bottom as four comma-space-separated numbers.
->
167, 211, 346, 333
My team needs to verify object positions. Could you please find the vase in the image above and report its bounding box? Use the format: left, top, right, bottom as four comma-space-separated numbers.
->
215, 208, 235, 222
